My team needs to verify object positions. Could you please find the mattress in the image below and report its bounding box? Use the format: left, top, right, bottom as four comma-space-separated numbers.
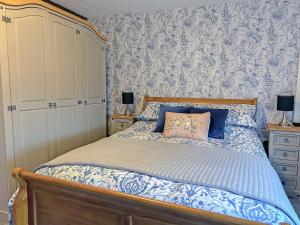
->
8, 121, 298, 225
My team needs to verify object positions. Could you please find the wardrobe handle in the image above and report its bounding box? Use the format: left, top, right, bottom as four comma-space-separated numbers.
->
78, 100, 82, 105
48, 103, 52, 109
84, 100, 87, 105
53, 103, 57, 109
7, 105, 16, 111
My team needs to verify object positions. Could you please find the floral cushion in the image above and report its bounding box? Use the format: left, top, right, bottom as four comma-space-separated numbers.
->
154, 104, 190, 132
137, 102, 257, 129
163, 112, 211, 141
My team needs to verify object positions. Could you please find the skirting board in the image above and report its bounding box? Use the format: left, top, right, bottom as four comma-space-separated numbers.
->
0, 210, 8, 224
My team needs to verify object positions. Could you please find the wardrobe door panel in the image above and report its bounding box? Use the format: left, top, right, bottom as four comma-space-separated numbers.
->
6, 8, 50, 171
83, 30, 106, 141
99, 44, 106, 136
13, 109, 49, 171
49, 14, 77, 104
75, 29, 88, 147
54, 106, 77, 157
86, 32, 101, 100
7, 8, 50, 108
86, 103, 102, 143
49, 14, 78, 157
76, 103, 88, 146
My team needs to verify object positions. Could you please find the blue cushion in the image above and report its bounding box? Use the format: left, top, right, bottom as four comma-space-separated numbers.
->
190, 107, 229, 139
154, 104, 190, 132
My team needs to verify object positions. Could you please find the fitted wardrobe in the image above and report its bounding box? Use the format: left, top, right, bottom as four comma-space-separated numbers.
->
0, 1, 107, 221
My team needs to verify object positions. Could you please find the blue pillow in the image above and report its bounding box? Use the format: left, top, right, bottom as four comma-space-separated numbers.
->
190, 107, 229, 139
154, 104, 190, 132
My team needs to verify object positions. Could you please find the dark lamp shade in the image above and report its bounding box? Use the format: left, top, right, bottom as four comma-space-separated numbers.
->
122, 92, 133, 104
277, 95, 294, 111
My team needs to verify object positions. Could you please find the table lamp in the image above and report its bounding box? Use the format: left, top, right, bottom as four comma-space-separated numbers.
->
277, 95, 294, 126
122, 91, 133, 115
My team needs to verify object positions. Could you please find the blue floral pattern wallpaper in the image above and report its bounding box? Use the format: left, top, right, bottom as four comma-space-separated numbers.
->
91, 0, 300, 137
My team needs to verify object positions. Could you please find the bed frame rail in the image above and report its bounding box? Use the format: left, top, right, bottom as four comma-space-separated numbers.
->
12, 168, 271, 225
142, 96, 257, 111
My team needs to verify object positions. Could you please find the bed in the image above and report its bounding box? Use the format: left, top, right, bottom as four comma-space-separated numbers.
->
10, 96, 300, 225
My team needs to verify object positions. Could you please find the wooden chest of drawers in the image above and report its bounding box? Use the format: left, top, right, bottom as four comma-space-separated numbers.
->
268, 124, 300, 196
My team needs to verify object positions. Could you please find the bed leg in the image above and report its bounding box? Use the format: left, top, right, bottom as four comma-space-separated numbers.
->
12, 168, 28, 225
123, 215, 133, 225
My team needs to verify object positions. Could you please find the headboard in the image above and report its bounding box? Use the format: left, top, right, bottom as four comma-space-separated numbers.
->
142, 96, 257, 110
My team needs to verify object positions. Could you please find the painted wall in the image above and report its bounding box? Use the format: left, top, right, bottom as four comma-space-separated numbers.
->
91, 0, 300, 137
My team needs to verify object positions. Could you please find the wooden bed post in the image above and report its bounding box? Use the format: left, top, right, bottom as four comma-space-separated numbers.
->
12, 168, 28, 225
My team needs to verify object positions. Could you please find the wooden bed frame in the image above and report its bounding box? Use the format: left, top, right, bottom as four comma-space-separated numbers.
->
13, 96, 288, 225
142, 96, 257, 110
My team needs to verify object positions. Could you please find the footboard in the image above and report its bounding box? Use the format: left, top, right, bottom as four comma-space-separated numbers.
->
12, 168, 278, 225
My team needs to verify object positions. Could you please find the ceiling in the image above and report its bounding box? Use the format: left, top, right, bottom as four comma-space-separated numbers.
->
50, 0, 241, 18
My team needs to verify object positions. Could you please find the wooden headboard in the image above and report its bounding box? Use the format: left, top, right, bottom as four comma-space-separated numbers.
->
142, 96, 257, 110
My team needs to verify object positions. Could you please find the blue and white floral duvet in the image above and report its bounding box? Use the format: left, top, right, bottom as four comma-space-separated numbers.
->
9, 121, 297, 225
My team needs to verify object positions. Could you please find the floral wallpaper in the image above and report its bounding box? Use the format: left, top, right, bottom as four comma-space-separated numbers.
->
91, 0, 300, 137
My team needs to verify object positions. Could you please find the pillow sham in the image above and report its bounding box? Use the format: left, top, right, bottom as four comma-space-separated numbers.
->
190, 107, 228, 139
191, 104, 256, 129
226, 105, 257, 128
154, 104, 190, 132
137, 102, 256, 129
163, 112, 210, 141
137, 102, 191, 121
137, 103, 160, 121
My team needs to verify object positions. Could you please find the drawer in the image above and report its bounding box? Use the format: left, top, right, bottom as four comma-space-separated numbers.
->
114, 122, 130, 129
274, 134, 300, 147
113, 119, 131, 123
272, 149, 299, 161
112, 122, 131, 132
273, 163, 298, 176
280, 177, 297, 190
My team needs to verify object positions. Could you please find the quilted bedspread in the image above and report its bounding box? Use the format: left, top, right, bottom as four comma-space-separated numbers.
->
8, 121, 300, 225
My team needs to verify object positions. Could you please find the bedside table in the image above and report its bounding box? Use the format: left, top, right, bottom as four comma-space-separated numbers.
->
267, 123, 300, 196
110, 114, 136, 135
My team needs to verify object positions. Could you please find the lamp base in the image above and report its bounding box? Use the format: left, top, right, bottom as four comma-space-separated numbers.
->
279, 112, 292, 127
124, 105, 131, 116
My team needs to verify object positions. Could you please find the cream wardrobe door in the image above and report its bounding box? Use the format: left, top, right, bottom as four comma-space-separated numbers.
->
98, 44, 106, 138
75, 27, 88, 147
83, 30, 106, 143
6, 8, 51, 171
49, 14, 78, 158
